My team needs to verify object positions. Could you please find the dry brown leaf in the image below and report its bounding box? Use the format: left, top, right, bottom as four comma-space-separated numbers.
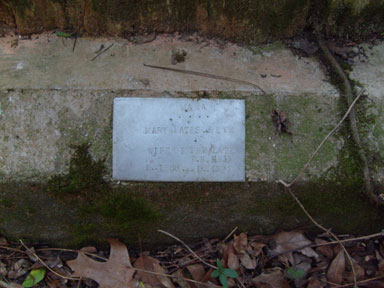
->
376, 250, 384, 271
67, 239, 135, 288
186, 264, 207, 288
277, 255, 290, 267
306, 277, 322, 288
315, 239, 333, 259
250, 242, 266, 258
227, 253, 240, 271
153, 262, 175, 288
327, 250, 345, 285
239, 253, 256, 270
359, 280, 384, 288
0, 237, 7, 246
0, 261, 7, 276
222, 243, 236, 267
234, 233, 248, 253
80, 246, 97, 253
333, 244, 343, 256
252, 268, 290, 288
8, 259, 30, 279
309, 258, 329, 273
345, 260, 364, 282
273, 231, 318, 264
172, 270, 191, 288
186, 264, 205, 281
135, 254, 175, 288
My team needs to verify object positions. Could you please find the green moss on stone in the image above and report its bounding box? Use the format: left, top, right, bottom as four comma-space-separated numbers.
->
45, 143, 161, 247
47, 143, 108, 200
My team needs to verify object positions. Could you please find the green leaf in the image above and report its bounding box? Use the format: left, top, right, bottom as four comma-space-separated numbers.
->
211, 269, 220, 278
56, 31, 73, 38
284, 266, 306, 280
22, 268, 46, 287
216, 258, 224, 271
223, 268, 238, 278
219, 274, 228, 288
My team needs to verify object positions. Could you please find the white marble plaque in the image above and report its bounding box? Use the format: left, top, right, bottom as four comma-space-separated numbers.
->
113, 98, 245, 181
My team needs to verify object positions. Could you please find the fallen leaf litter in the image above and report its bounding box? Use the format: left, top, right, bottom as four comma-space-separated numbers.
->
0, 230, 384, 288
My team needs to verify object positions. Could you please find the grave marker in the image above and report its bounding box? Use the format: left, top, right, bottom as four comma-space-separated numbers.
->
113, 98, 245, 181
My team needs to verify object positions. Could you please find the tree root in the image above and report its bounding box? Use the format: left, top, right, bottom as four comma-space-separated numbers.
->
317, 38, 380, 207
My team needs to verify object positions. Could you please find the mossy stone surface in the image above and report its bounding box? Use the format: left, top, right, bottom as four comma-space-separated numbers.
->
1, 89, 383, 247
0, 89, 343, 183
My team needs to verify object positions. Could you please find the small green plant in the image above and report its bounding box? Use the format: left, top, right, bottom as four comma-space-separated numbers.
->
211, 259, 238, 288
284, 266, 306, 280
22, 268, 46, 287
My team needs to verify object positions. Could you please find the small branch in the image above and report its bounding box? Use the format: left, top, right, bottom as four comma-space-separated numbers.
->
144, 64, 266, 94
314, 232, 382, 247
0, 246, 26, 254
267, 231, 382, 261
19, 240, 80, 281
0, 280, 21, 288
283, 89, 364, 187
91, 44, 114, 61
318, 38, 378, 206
223, 226, 238, 242
278, 184, 358, 288
158, 230, 217, 270
322, 274, 384, 287
132, 267, 220, 288
76, 277, 82, 288
38, 247, 218, 287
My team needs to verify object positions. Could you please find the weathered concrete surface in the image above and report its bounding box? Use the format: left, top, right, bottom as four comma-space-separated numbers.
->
0, 34, 340, 183
1, 34, 384, 246
350, 42, 384, 183
0, 33, 335, 94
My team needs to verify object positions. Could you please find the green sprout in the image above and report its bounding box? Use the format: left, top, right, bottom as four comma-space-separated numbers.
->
211, 259, 238, 288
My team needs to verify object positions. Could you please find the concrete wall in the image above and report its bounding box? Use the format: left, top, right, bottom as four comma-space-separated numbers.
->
1, 33, 384, 246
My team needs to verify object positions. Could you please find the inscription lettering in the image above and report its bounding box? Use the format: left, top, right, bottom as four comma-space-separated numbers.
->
144, 126, 235, 135
113, 98, 245, 181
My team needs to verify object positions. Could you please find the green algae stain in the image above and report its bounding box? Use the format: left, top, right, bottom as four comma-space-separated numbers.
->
47, 143, 161, 246
47, 143, 108, 199
245, 182, 382, 235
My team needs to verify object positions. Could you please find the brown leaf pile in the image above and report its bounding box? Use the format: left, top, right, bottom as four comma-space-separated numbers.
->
1, 231, 384, 288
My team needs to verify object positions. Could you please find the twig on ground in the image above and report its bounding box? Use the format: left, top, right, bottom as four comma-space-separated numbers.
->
19, 240, 80, 281
236, 278, 247, 288
158, 230, 217, 270
72, 36, 77, 53
36, 247, 107, 261
281, 89, 364, 187
76, 277, 82, 288
318, 39, 378, 206
223, 226, 238, 242
278, 92, 370, 287
0, 246, 26, 254
278, 88, 375, 287
143, 64, 266, 94
133, 267, 220, 287
314, 232, 382, 247
268, 231, 383, 260
322, 273, 384, 287
0, 280, 20, 288
278, 185, 358, 287
37, 247, 218, 287
339, 274, 384, 287
91, 44, 114, 61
